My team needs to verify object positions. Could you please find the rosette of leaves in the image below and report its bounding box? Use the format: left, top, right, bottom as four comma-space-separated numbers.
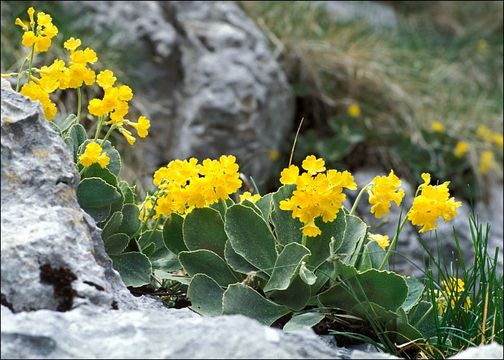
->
164, 184, 428, 345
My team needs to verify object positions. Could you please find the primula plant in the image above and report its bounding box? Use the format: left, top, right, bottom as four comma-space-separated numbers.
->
3, 7, 501, 359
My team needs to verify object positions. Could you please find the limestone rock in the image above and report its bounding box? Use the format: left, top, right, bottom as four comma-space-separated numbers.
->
1, 305, 342, 359
64, 1, 295, 185
449, 343, 503, 359
0, 87, 158, 312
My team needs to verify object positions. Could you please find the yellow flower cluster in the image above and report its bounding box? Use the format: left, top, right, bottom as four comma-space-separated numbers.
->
16, 7, 58, 52
279, 155, 357, 237
367, 170, 405, 219
79, 142, 110, 168
436, 277, 472, 315
20, 81, 57, 120
407, 173, 461, 233
479, 150, 497, 176
368, 233, 390, 250
152, 156, 242, 218
88, 69, 150, 145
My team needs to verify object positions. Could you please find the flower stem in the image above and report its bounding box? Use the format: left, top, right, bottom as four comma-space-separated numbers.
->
27, 46, 35, 80
101, 125, 116, 144
301, 234, 307, 247
94, 116, 105, 140
378, 216, 408, 270
349, 183, 371, 216
76, 87, 82, 122
15, 54, 30, 91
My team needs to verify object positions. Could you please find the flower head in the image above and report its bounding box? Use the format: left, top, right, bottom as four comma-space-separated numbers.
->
279, 155, 356, 237
128, 116, 150, 138
369, 233, 390, 250
17, 8, 58, 52
437, 277, 472, 315
407, 173, 462, 233
347, 103, 361, 118
20, 82, 57, 120
431, 121, 445, 133
368, 170, 405, 219
453, 141, 469, 158
96, 70, 117, 89
64, 37, 81, 52
79, 142, 110, 168
479, 150, 496, 175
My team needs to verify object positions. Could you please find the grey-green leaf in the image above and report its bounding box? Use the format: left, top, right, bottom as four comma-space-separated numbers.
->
225, 204, 277, 275
104, 233, 130, 255
188, 274, 224, 316
271, 185, 303, 245
264, 243, 311, 292
179, 249, 240, 287
118, 204, 140, 237
163, 214, 187, 255
222, 284, 290, 326
110, 252, 152, 287
299, 262, 317, 286
283, 312, 325, 332
101, 211, 123, 240
183, 207, 227, 257
77, 177, 121, 209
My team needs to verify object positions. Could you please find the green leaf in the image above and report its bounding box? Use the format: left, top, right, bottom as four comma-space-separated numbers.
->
163, 214, 187, 255
271, 185, 303, 245
240, 200, 263, 217
98, 140, 121, 176
101, 211, 123, 240
305, 213, 346, 270
222, 284, 290, 326
358, 241, 386, 271
183, 207, 227, 257
264, 243, 311, 292
407, 301, 435, 338
283, 312, 325, 332
154, 270, 191, 286
318, 268, 408, 312
85, 205, 111, 224
268, 275, 311, 311
338, 214, 367, 265
390, 308, 424, 344
224, 241, 264, 278
80, 163, 118, 187
188, 274, 224, 316
118, 204, 140, 237
110, 252, 152, 287
209, 199, 234, 220
225, 204, 277, 275
104, 233, 130, 255
402, 277, 425, 312
179, 249, 240, 287
54, 113, 78, 134
118, 181, 135, 204
256, 193, 273, 222
65, 123, 88, 161
77, 177, 121, 208
310, 262, 333, 295
299, 262, 317, 285
138, 230, 163, 251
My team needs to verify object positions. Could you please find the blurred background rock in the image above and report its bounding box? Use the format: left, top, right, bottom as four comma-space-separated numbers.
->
1, 1, 502, 274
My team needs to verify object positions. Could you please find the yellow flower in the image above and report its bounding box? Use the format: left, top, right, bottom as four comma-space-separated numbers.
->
407, 173, 462, 233
240, 192, 261, 203
20, 82, 57, 120
70, 48, 98, 65
479, 150, 496, 175
301, 221, 321, 237
27, 7, 35, 25
279, 165, 299, 185
347, 103, 361, 118
79, 142, 110, 168
453, 141, 469, 158
431, 121, 445, 133
15, 18, 29, 31
64, 37, 81, 52
21, 31, 37, 47
119, 127, 136, 145
368, 170, 405, 219
128, 116, 150, 138
438, 277, 472, 315
117, 85, 133, 101
302, 155, 326, 175
369, 233, 390, 250
96, 70, 117, 89
492, 134, 503, 149
476, 125, 492, 141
